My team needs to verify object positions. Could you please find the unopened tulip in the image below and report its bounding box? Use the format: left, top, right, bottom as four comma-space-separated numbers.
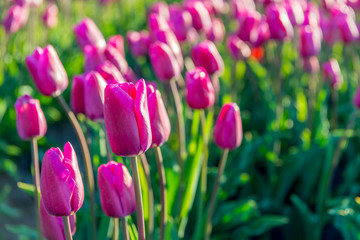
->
123, 68, 138, 83
206, 18, 225, 43
185, 67, 215, 109
303, 3, 320, 27
148, 13, 170, 36
104, 44, 129, 75
236, 8, 262, 42
299, 25, 322, 58
98, 161, 136, 218
191, 40, 224, 75
104, 79, 152, 156
265, 3, 294, 41
149, 42, 181, 81
73, 18, 106, 51
230, 0, 256, 19
353, 85, 360, 109
70, 74, 86, 115
249, 18, 270, 47
107, 35, 125, 57
322, 59, 343, 89
15, 95, 47, 140
84, 45, 105, 72
95, 61, 126, 84
149, 2, 170, 20
227, 34, 251, 61
42, 4, 58, 28
2, 4, 29, 34
26, 45, 68, 97
204, 0, 227, 14
213, 103, 243, 150
126, 30, 151, 57
84, 71, 107, 121
146, 84, 171, 146
284, 0, 304, 26
40, 142, 84, 216
336, 13, 359, 43
169, 5, 194, 42
40, 199, 76, 240
186, 1, 212, 32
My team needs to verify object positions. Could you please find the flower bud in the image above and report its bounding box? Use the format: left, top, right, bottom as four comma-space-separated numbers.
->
213, 103, 243, 150
206, 18, 225, 43
169, 5, 194, 42
284, 0, 304, 26
185, 67, 215, 109
40, 142, 84, 216
186, 1, 212, 32
15, 95, 47, 140
95, 61, 126, 84
107, 35, 125, 57
146, 84, 171, 146
73, 18, 106, 51
26, 45, 68, 97
236, 8, 262, 42
2, 4, 29, 34
299, 25, 322, 58
104, 79, 152, 156
322, 58, 343, 89
148, 13, 170, 36
265, 3, 294, 41
84, 45, 105, 72
227, 34, 251, 61
104, 44, 129, 76
353, 85, 360, 109
123, 68, 138, 83
149, 2, 170, 20
84, 71, 107, 121
70, 74, 86, 115
42, 4, 58, 29
126, 30, 151, 57
191, 40, 224, 75
249, 18, 270, 47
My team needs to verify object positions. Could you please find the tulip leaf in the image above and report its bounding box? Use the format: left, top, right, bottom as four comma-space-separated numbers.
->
5, 224, 38, 239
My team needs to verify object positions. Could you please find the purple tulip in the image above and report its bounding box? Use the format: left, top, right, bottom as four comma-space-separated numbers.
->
265, 3, 294, 41
73, 18, 106, 51
70, 74, 86, 115
107, 35, 125, 57
169, 5, 194, 42
226, 34, 251, 61
95, 61, 126, 84
123, 68, 138, 83
353, 85, 360, 109
230, 0, 256, 19
149, 42, 181, 82
186, 1, 212, 32
40, 142, 84, 216
236, 8, 262, 42
148, 13, 170, 36
15, 95, 47, 140
104, 79, 152, 156
40, 199, 76, 240
104, 44, 129, 76
146, 84, 171, 147
322, 58, 343, 89
98, 161, 136, 218
149, 2, 170, 20
42, 3, 58, 28
249, 18, 270, 47
2, 4, 29, 34
284, 0, 304, 26
26, 45, 68, 97
299, 25, 322, 58
213, 103, 243, 150
206, 18, 225, 43
191, 40, 224, 75
84, 71, 107, 121
185, 67, 215, 109
84, 45, 105, 72
303, 2, 320, 27
126, 30, 151, 57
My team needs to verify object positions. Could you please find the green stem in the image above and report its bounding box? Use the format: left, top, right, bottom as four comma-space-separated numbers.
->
102, 122, 112, 162
30, 138, 43, 240
331, 89, 338, 130
121, 218, 130, 240
112, 218, 119, 240
154, 146, 167, 240
205, 149, 230, 240
62, 216, 73, 240
56, 95, 96, 240
131, 156, 146, 240
307, 73, 317, 133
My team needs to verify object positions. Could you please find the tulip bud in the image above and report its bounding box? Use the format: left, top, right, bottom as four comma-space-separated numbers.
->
185, 67, 215, 109
40, 199, 76, 240
84, 71, 107, 121
104, 44, 129, 76
149, 42, 181, 81
227, 34, 251, 61
353, 85, 360, 109
70, 74, 86, 115
322, 58, 343, 89
104, 79, 152, 156
40, 142, 84, 216
249, 18, 270, 47
236, 8, 262, 42
126, 30, 151, 57
84, 45, 105, 72
146, 84, 171, 146
186, 1, 212, 32
15, 95, 47, 140
95, 61, 126, 84
337, 13, 359, 43
191, 40, 224, 75
26, 45, 68, 97
206, 18, 225, 43
42, 4, 58, 29
123, 68, 138, 83
107, 35, 125, 57
265, 3, 294, 41
303, 56, 320, 74
2, 4, 29, 34
299, 25, 322, 58
169, 5, 194, 42
149, 2, 170, 20
73, 18, 106, 51
148, 13, 170, 36
284, 0, 304, 26
213, 103, 243, 150
98, 161, 136, 218
303, 3, 320, 27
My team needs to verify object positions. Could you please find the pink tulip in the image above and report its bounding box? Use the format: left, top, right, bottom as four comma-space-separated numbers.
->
353, 85, 360, 109
236, 8, 262, 42
168, 5, 194, 42
42, 3, 58, 28
303, 56, 320, 73
40, 142, 84, 216
303, 3, 320, 27
265, 3, 294, 41
284, 0, 304, 26
126, 30, 151, 57
95, 61, 126, 84
40, 199, 76, 240
107, 35, 125, 57
84, 45, 105, 72
230, 0, 256, 19
149, 2, 170, 20
322, 58, 343, 89
2, 4, 29, 34
226, 34, 251, 61
249, 18, 270, 47
70, 74, 86, 115
299, 25, 322, 58
15, 95, 47, 140
84, 71, 107, 121
123, 68, 138, 83
26, 45, 68, 97
186, 1, 212, 32
98, 161, 136, 218
206, 18, 225, 43
146, 84, 171, 147
104, 79, 152, 156
185, 67, 215, 109
104, 44, 129, 76
73, 18, 106, 51
191, 40, 224, 75
149, 42, 181, 81
213, 103, 243, 150
148, 13, 170, 36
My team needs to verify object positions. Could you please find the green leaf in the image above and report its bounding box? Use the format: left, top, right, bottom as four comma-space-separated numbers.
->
236, 215, 289, 237
5, 224, 38, 239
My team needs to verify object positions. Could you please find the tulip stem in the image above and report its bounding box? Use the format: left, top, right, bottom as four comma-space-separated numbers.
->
205, 149, 229, 240
307, 73, 317, 133
56, 95, 96, 240
102, 122, 112, 162
62, 216, 73, 240
112, 218, 119, 240
154, 146, 167, 240
131, 156, 146, 240
121, 218, 130, 240
331, 89, 338, 130
139, 154, 154, 240
30, 138, 43, 240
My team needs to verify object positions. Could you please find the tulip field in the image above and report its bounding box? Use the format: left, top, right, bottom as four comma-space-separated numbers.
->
3, 0, 360, 239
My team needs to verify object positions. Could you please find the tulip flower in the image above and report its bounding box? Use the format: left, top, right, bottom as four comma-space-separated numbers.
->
148, 13, 170, 36
146, 84, 171, 147
126, 30, 151, 57
42, 3, 58, 28
123, 68, 138, 83
322, 59, 343, 89
84, 45, 105, 72
104, 44, 129, 76
73, 18, 106, 51
26, 45, 68, 97
95, 61, 126, 84
236, 8, 261, 42
227, 34, 251, 61
40, 199, 76, 240
284, 0, 304, 26
15, 95, 47, 140
168, 5, 194, 42
303, 3, 320, 27
265, 3, 294, 41
107, 35, 125, 57
2, 4, 29, 34
353, 85, 360, 109
104, 79, 152, 156
70, 74, 86, 115
149, 42, 181, 82
191, 40, 224, 75
229, 0, 256, 19
213, 103, 243, 150
186, 1, 212, 32
299, 25, 322, 58
40, 142, 84, 216
249, 18, 270, 47
98, 161, 136, 217
206, 18, 225, 43
149, 2, 170, 20
185, 67, 215, 110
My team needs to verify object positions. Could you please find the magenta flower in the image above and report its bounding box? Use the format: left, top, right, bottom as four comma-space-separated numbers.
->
104, 44, 129, 76
26, 45, 68, 97
191, 40, 224, 75
84, 71, 107, 121
353, 85, 360, 109
303, 56, 320, 74
40, 142, 84, 216
284, 0, 304, 26
322, 58, 343, 89
104, 79, 152, 156
73, 18, 106, 51
84, 45, 105, 72
126, 30, 151, 58
42, 4, 58, 29
299, 25, 322, 58
226, 34, 251, 61
236, 8, 261, 42
186, 1, 212, 32
95, 61, 126, 84
206, 18, 225, 43
15, 95, 47, 140
169, 5, 194, 42
148, 13, 170, 36
70, 74, 86, 115
107, 35, 125, 57
149, 2, 170, 20
2, 4, 29, 34
265, 3, 294, 41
